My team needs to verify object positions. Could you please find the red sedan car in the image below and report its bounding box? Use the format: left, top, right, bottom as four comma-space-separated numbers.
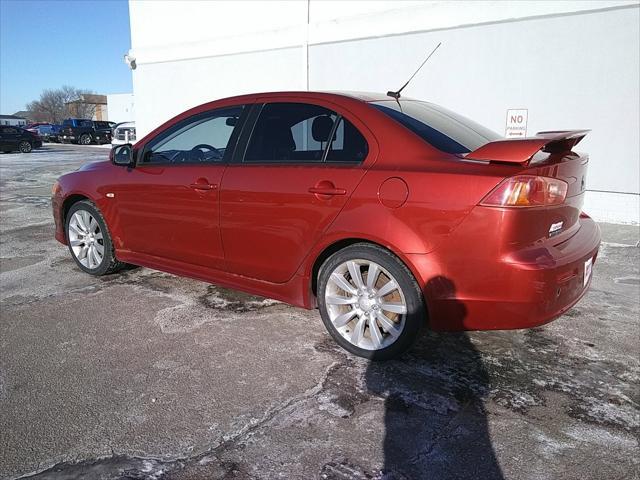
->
52, 91, 600, 359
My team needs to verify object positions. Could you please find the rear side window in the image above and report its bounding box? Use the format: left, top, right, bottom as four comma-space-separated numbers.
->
244, 102, 368, 163
326, 117, 368, 163
372, 100, 501, 154
245, 103, 336, 163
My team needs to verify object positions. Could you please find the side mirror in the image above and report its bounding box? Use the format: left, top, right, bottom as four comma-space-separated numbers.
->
112, 144, 134, 166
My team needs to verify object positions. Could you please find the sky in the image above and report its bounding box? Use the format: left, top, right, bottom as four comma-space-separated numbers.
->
0, 0, 133, 114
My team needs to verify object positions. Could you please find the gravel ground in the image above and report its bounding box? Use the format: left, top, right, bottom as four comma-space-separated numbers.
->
0, 143, 638, 480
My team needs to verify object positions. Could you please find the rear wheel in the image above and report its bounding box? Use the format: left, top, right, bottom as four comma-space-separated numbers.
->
18, 141, 32, 153
66, 200, 124, 275
79, 133, 92, 145
318, 243, 425, 360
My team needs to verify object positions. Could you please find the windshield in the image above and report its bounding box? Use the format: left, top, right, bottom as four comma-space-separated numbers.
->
372, 100, 501, 154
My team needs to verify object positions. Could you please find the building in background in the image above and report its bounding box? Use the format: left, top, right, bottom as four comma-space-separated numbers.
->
127, 0, 639, 224
11, 111, 32, 123
65, 94, 108, 120
0, 114, 28, 126
107, 93, 135, 124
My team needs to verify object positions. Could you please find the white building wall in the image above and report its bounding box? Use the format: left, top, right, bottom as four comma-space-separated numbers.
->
106, 93, 135, 124
128, 0, 639, 224
0, 118, 27, 126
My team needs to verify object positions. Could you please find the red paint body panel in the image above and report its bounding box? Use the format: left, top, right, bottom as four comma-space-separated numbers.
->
52, 91, 600, 332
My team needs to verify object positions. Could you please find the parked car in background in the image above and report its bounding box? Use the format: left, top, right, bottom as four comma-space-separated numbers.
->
29, 124, 62, 142
48, 124, 62, 143
51, 91, 600, 360
24, 122, 50, 130
1, 126, 42, 153
111, 121, 136, 145
60, 119, 115, 145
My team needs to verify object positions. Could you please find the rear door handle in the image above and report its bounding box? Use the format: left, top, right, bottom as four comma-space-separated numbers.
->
308, 186, 346, 196
189, 183, 217, 191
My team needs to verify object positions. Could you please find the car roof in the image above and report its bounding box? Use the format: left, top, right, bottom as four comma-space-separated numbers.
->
204, 90, 416, 104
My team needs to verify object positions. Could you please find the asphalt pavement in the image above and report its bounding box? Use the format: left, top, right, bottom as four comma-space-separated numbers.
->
0, 143, 638, 480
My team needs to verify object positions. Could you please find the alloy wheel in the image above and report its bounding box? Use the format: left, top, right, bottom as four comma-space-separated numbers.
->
80, 134, 91, 145
19, 141, 32, 153
324, 259, 407, 350
68, 210, 105, 269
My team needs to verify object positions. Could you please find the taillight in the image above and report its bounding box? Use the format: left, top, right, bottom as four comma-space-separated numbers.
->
480, 175, 568, 207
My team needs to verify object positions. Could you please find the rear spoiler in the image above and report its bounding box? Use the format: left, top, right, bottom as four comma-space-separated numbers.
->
465, 130, 590, 164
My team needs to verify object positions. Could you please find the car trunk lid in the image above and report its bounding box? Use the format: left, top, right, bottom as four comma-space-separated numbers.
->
470, 130, 591, 246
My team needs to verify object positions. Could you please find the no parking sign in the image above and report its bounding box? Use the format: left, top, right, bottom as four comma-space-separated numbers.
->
505, 109, 528, 138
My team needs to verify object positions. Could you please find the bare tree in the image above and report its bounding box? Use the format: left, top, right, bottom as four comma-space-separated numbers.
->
70, 98, 96, 120
26, 86, 96, 123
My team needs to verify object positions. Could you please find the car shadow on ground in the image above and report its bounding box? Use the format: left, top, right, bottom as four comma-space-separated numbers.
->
365, 276, 504, 479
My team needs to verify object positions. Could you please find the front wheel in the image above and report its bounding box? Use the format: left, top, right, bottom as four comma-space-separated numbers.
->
79, 133, 92, 145
66, 200, 124, 275
318, 243, 425, 360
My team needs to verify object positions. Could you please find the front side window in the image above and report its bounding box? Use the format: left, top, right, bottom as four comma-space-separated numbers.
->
143, 106, 244, 165
372, 100, 501, 154
2, 127, 18, 134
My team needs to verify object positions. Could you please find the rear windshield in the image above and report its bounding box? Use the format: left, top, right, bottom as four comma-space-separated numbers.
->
372, 100, 501, 154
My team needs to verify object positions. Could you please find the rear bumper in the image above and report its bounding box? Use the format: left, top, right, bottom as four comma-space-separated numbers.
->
414, 214, 601, 331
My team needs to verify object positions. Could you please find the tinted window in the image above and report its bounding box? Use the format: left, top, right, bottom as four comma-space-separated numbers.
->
244, 103, 338, 163
79, 120, 93, 128
326, 117, 368, 163
372, 100, 501, 154
2, 127, 19, 134
144, 106, 244, 165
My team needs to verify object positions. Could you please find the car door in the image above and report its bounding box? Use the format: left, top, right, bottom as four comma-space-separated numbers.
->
111, 105, 247, 269
220, 100, 375, 283
0, 127, 8, 150
0, 127, 20, 150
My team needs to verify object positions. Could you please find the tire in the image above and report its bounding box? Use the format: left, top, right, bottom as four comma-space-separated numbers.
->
18, 141, 32, 153
79, 134, 92, 145
65, 200, 125, 276
318, 243, 425, 360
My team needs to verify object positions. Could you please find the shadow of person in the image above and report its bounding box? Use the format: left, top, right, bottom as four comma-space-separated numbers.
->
365, 276, 504, 479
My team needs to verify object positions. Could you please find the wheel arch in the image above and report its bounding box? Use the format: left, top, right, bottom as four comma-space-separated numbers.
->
61, 194, 91, 229
309, 236, 427, 303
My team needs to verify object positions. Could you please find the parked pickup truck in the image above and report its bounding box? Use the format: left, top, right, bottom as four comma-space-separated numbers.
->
60, 119, 115, 145
111, 121, 136, 145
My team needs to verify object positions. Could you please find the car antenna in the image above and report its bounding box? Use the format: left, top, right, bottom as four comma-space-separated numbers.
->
387, 42, 442, 101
